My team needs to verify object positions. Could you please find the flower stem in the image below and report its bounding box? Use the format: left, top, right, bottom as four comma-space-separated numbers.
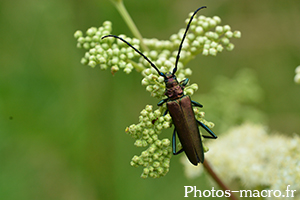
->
111, 0, 149, 51
128, 60, 145, 72
203, 160, 239, 200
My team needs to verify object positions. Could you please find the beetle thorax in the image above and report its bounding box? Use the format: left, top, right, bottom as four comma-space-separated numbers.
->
164, 73, 184, 100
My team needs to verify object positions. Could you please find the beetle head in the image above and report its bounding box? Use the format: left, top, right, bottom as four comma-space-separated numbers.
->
164, 72, 184, 99
164, 72, 178, 88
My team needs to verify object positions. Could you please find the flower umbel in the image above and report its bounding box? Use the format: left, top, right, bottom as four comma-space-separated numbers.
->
125, 105, 172, 178
205, 123, 300, 199
125, 104, 214, 178
74, 9, 241, 178
74, 14, 241, 99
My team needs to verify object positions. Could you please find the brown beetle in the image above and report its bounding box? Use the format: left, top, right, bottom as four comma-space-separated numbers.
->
103, 6, 217, 165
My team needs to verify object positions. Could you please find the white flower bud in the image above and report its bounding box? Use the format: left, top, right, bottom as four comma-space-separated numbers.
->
221, 37, 230, 45
233, 31, 241, 38
83, 42, 90, 49
202, 22, 209, 29
86, 27, 97, 36
185, 68, 192, 76
223, 25, 231, 32
202, 49, 209, 56
226, 43, 235, 51
149, 50, 158, 58
141, 78, 149, 85
215, 26, 223, 34
134, 140, 143, 147
210, 41, 218, 48
158, 76, 164, 83
99, 64, 107, 70
216, 44, 224, 52
225, 31, 233, 38
80, 57, 88, 65
126, 63, 133, 70
187, 88, 195, 95
123, 68, 132, 74
164, 60, 173, 68
145, 105, 153, 112
111, 66, 119, 73
152, 84, 160, 91
127, 52, 134, 59
209, 48, 217, 56
195, 26, 204, 34
146, 85, 153, 92
213, 16, 221, 24
203, 44, 210, 50
74, 30, 83, 39
111, 57, 119, 65
209, 19, 217, 27
88, 60, 96, 68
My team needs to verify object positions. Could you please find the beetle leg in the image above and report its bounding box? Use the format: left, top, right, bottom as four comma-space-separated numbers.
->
180, 78, 189, 87
191, 100, 203, 108
157, 98, 168, 106
163, 108, 169, 116
172, 128, 184, 155
158, 98, 169, 116
197, 120, 217, 139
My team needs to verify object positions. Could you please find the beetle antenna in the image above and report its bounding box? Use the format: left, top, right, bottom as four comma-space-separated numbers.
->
173, 6, 207, 75
102, 35, 166, 78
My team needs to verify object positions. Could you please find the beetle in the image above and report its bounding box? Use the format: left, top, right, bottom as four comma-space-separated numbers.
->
102, 6, 217, 165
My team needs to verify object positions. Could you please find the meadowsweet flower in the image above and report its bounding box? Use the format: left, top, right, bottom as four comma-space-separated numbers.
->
75, 9, 241, 178
204, 123, 300, 199
74, 13, 241, 98
126, 104, 213, 178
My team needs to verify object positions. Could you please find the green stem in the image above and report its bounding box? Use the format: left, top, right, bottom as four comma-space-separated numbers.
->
111, 0, 149, 51
128, 60, 146, 72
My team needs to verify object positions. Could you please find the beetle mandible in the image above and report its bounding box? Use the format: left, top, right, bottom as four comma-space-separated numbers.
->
102, 6, 217, 165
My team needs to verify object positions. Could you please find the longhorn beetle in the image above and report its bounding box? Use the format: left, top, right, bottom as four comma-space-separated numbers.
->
102, 6, 217, 165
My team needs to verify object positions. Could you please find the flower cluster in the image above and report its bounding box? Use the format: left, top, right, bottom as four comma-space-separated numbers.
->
204, 123, 300, 199
74, 11, 240, 178
74, 21, 139, 74
294, 65, 300, 84
74, 13, 241, 98
125, 104, 214, 178
125, 105, 172, 178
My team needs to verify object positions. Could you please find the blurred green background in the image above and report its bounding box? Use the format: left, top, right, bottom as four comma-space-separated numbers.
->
1, 0, 300, 199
